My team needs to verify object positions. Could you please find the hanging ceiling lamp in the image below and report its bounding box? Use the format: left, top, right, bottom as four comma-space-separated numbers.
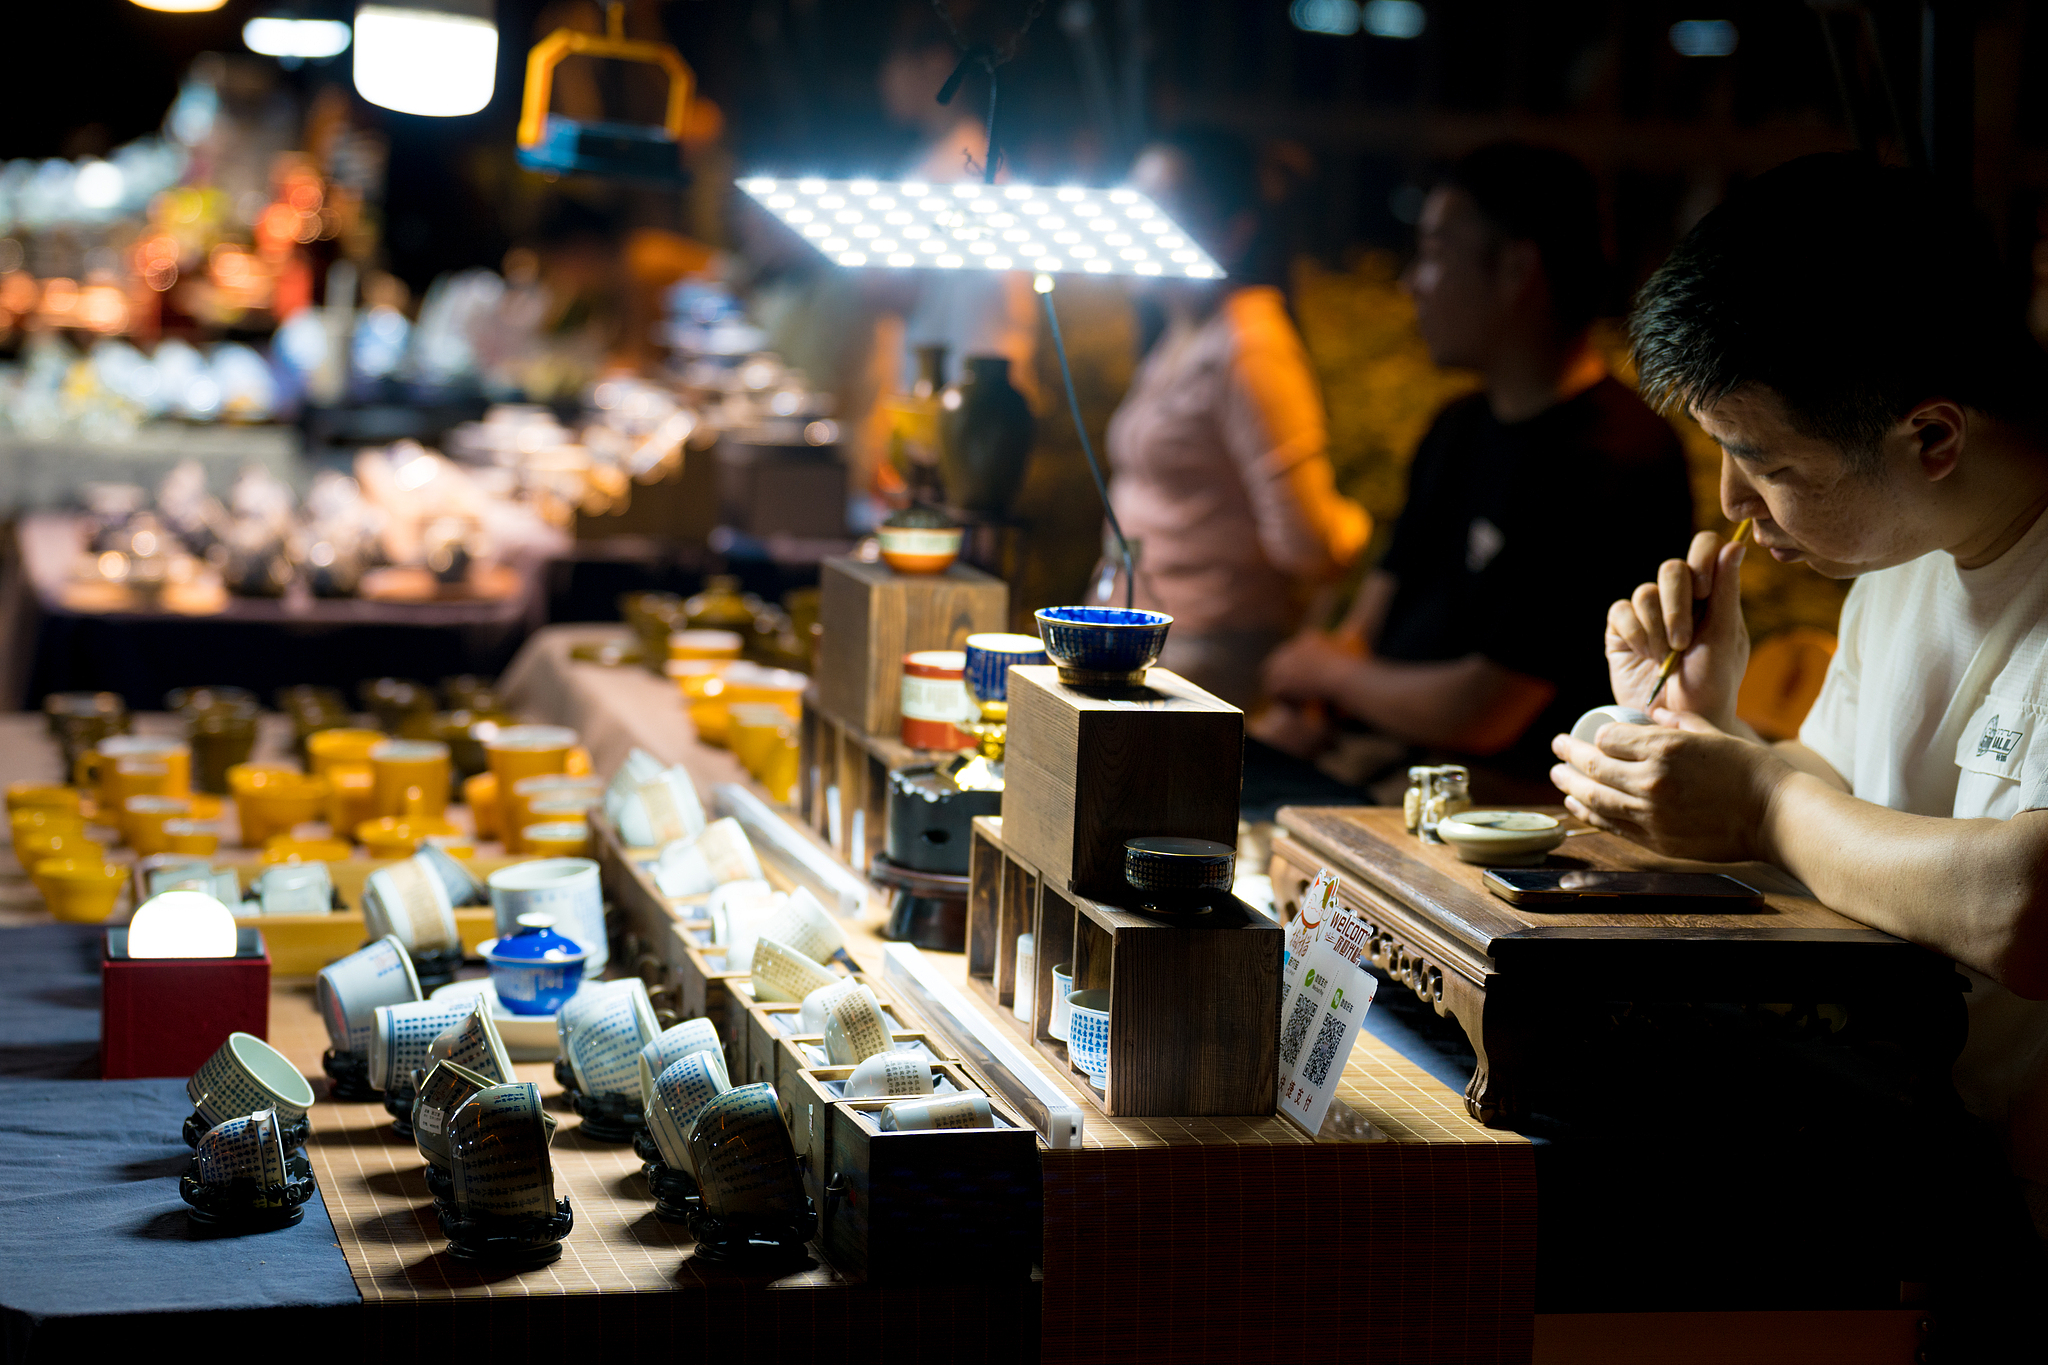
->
353, 0, 498, 117
129, 0, 227, 11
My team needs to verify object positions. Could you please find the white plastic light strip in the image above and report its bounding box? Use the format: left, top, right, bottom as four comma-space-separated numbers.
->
712, 784, 870, 920
881, 942, 1086, 1149
735, 176, 1225, 279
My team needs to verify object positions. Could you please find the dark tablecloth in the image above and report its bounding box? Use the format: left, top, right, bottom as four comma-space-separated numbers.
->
0, 925, 102, 1080
0, 1078, 359, 1360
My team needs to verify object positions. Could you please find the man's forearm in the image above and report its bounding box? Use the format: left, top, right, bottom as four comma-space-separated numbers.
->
1759, 774, 2048, 997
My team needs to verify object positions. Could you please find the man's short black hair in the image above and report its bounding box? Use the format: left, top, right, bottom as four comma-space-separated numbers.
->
1630, 152, 2048, 469
1441, 141, 1608, 335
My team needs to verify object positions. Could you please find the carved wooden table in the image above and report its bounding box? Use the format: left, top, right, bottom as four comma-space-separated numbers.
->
1271, 807, 1967, 1129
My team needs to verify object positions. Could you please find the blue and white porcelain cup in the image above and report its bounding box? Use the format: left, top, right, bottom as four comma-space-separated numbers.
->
188, 1032, 316, 1130
369, 998, 477, 1095
647, 1051, 730, 1173
195, 1108, 290, 1202
449, 1082, 557, 1219
1047, 964, 1074, 1042
427, 998, 516, 1085
751, 936, 839, 1005
563, 976, 659, 1099
412, 1058, 495, 1172
800, 977, 863, 1034
638, 1018, 725, 1110
489, 857, 609, 977
315, 934, 421, 1055
688, 1084, 805, 1222
363, 855, 461, 956
1066, 989, 1111, 1088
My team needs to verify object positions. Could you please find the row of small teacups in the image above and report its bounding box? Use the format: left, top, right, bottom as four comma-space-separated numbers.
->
1043, 962, 1112, 1089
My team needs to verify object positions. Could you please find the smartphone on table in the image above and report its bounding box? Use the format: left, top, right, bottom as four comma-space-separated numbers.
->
1482, 868, 1765, 909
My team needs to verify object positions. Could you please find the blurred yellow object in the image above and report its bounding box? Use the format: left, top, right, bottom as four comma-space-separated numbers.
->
35, 858, 127, 923
668, 629, 743, 662
307, 727, 384, 777
124, 795, 194, 857
164, 820, 221, 856
262, 836, 353, 864
76, 737, 190, 801
462, 772, 500, 842
16, 829, 103, 865
422, 834, 476, 861
517, 1, 694, 154
728, 704, 792, 778
187, 793, 225, 821
356, 816, 459, 859
229, 765, 331, 847
506, 775, 602, 854
12, 806, 84, 839
6, 783, 81, 816
129, 0, 227, 11
724, 666, 806, 722
327, 763, 377, 836
106, 761, 174, 835
566, 745, 594, 777
519, 820, 592, 858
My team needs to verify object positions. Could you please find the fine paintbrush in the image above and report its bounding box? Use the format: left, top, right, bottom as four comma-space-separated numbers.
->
1643, 517, 1753, 710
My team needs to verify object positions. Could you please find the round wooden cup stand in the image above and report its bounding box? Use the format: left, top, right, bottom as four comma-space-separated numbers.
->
439, 1197, 575, 1267
180, 1151, 317, 1234
322, 1048, 375, 1101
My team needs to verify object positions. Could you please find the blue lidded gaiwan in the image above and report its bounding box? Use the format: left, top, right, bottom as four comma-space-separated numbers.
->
1033, 606, 1173, 687
478, 913, 587, 1016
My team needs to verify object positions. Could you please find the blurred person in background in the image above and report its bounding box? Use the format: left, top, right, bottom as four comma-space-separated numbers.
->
1258, 141, 1692, 799
1103, 132, 1370, 709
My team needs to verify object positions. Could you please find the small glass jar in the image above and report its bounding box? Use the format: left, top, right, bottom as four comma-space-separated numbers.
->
1403, 766, 1435, 835
1420, 765, 1471, 842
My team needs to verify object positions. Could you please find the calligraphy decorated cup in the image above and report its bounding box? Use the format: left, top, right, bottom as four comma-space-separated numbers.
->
449, 1082, 558, 1219
316, 934, 423, 1055
1066, 989, 1111, 1087
413, 1058, 497, 1174
369, 998, 477, 1095
822, 982, 893, 1066
687, 1083, 806, 1223
638, 1018, 725, 1110
188, 1032, 316, 1130
647, 1051, 731, 1172
563, 976, 660, 1099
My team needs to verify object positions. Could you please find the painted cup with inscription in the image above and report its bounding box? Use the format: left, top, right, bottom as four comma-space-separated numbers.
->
1066, 989, 1111, 1087
489, 857, 608, 978
880, 1094, 995, 1131
653, 817, 763, 898
188, 1032, 316, 1130
363, 855, 461, 956
316, 934, 422, 1055
687, 1084, 806, 1223
844, 1052, 935, 1100
369, 997, 477, 1095
613, 767, 707, 849
427, 997, 516, 1085
413, 1058, 497, 1173
563, 975, 660, 1099
800, 977, 864, 1034
195, 1108, 292, 1200
822, 983, 894, 1067
449, 1082, 559, 1219
751, 936, 840, 1005
638, 1017, 726, 1110
648, 1051, 731, 1173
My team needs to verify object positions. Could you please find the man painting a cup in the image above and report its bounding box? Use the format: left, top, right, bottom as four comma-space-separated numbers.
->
1550, 155, 2048, 1276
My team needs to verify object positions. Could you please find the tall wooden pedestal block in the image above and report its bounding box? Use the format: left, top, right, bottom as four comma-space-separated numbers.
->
1000, 665, 1242, 903
815, 557, 1008, 737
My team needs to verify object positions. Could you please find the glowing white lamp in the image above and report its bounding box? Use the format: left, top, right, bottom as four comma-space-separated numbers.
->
734, 178, 1226, 280
129, 891, 239, 960
245, 17, 354, 59
130, 0, 227, 12
353, 1, 498, 117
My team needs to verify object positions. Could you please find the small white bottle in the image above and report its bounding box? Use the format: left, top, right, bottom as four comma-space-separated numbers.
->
1012, 932, 1035, 1023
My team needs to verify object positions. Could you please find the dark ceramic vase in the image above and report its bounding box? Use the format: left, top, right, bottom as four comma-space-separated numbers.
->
939, 356, 1035, 517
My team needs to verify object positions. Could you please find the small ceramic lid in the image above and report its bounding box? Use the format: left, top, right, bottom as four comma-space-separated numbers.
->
485, 914, 587, 964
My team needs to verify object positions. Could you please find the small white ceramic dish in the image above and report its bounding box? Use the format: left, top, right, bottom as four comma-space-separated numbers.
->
431, 977, 593, 1060
1436, 810, 1568, 866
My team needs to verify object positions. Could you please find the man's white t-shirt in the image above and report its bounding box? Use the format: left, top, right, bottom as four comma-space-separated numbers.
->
1801, 503, 2048, 1194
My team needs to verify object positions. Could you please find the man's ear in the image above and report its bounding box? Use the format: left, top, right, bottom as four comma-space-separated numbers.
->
1902, 398, 1968, 483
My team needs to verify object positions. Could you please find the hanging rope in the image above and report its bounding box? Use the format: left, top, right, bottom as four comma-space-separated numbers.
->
929, 0, 1050, 184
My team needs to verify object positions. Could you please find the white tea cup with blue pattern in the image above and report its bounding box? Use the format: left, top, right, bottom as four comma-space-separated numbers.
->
195, 1107, 291, 1199
563, 976, 659, 1099
638, 1017, 725, 1110
315, 934, 422, 1056
1066, 989, 1111, 1088
370, 997, 478, 1094
188, 1032, 316, 1130
647, 1051, 730, 1173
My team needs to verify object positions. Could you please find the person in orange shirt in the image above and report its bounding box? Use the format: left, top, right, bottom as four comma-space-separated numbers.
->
1104, 133, 1370, 709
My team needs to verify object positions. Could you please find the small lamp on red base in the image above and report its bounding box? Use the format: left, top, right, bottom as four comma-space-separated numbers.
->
102, 891, 271, 1080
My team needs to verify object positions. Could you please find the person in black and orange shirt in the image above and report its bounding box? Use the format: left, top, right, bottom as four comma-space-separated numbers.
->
1258, 142, 1692, 799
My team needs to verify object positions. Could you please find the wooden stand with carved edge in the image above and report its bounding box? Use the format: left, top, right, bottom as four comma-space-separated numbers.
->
965, 815, 1282, 1118
1269, 806, 1970, 1130
799, 691, 956, 876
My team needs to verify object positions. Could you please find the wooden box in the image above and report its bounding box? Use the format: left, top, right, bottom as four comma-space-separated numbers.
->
1001, 666, 1243, 903
769, 1031, 957, 1114
1056, 883, 1281, 1116
799, 695, 931, 872
814, 556, 1008, 737
740, 976, 905, 1089
965, 816, 1039, 1014
821, 1096, 1041, 1282
781, 1060, 987, 1200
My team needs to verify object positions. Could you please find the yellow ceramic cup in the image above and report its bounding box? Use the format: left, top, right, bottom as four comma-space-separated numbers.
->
35, 858, 127, 923
262, 835, 353, 864
326, 764, 376, 836
505, 775, 602, 854
6, 783, 82, 817
723, 665, 808, 723
16, 828, 103, 865
668, 629, 744, 662
462, 772, 500, 843
519, 820, 592, 858
12, 806, 83, 840
76, 735, 191, 800
759, 731, 800, 806
164, 819, 222, 855
228, 765, 331, 848
123, 794, 194, 857
306, 727, 385, 777
728, 703, 794, 779
106, 761, 174, 836
370, 739, 451, 819
484, 725, 578, 793
356, 815, 459, 860
565, 745, 594, 777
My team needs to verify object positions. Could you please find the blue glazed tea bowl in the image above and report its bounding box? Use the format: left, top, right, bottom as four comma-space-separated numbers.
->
1033, 607, 1173, 686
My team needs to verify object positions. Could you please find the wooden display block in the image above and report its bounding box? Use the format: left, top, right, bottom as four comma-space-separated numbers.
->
780, 1060, 986, 1200
814, 556, 1008, 738
965, 816, 1038, 1013
799, 695, 930, 872
1000, 665, 1243, 903
821, 1095, 1041, 1282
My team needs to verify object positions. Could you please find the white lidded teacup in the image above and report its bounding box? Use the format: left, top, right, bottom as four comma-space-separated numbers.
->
315, 933, 421, 1056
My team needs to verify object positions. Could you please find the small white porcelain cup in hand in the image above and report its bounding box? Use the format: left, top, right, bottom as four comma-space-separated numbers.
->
1570, 705, 1652, 746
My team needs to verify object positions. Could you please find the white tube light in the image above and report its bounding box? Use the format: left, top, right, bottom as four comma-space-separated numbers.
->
245, 17, 354, 59
353, 4, 497, 117
736, 178, 1226, 280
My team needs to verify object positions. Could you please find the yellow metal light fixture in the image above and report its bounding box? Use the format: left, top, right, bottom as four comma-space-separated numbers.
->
517, 1, 694, 183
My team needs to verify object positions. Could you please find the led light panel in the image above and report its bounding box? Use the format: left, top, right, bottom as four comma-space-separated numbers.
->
736, 177, 1225, 279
